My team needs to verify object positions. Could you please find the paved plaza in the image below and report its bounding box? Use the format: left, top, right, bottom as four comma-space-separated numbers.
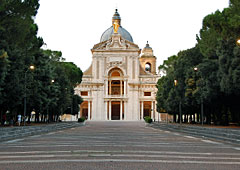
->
0, 121, 240, 170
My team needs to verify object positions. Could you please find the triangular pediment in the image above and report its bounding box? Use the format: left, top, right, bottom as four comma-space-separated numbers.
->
92, 33, 139, 51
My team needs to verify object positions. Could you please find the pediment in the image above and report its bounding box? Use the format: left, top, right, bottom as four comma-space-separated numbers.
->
92, 33, 139, 51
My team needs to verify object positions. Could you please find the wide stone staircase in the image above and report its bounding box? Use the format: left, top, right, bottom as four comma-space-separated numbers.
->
149, 122, 240, 145
0, 122, 84, 142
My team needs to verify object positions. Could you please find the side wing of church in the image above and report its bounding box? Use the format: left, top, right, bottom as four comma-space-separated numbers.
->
75, 9, 160, 121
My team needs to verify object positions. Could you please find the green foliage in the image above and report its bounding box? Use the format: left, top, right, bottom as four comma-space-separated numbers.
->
78, 117, 85, 123
72, 95, 83, 115
0, 0, 83, 123
144, 116, 152, 123
60, 62, 83, 87
158, 55, 178, 75
156, 2, 240, 125
0, 50, 9, 104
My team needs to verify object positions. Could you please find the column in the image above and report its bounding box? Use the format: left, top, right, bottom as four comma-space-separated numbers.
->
120, 81, 123, 95
109, 101, 112, 120
78, 105, 81, 118
151, 101, 154, 120
153, 101, 155, 121
109, 80, 112, 95
88, 101, 91, 120
124, 101, 127, 120
141, 101, 144, 120
105, 101, 108, 120
105, 80, 108, 96
124, 80, 127, 96
120, 100, 123, 120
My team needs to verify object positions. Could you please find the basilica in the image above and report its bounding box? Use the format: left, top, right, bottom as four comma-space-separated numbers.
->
75, 9, 160, 121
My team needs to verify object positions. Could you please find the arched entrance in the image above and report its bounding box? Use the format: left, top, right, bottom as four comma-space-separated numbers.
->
80, 101, 89, 120
108, 68, 124, 96
107, 68, 124, 120
80, 101, 91, 120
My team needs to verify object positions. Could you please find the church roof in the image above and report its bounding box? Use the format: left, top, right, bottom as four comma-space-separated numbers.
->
100, 26, 133, 42
141, 41, 155, 58
83, 64, 92, 76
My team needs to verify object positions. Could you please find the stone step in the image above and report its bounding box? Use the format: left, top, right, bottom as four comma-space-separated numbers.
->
150, 123, 240, 144
0, 122, 84, 142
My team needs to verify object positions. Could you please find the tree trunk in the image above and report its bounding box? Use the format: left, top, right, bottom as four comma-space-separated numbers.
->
41, 114, 44, 122
173, 114, 176, 123
35, 111, 40, 123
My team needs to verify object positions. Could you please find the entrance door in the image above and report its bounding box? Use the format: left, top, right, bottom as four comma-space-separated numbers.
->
112, 101, 120, 120
81, 101, 89, 119
82, 108, 88, 119
144, 101, 151, 118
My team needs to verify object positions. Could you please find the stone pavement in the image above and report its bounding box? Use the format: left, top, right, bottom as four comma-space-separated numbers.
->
0, 122, 84, 142
0, 121, 240, 170
150, 122, 240, 145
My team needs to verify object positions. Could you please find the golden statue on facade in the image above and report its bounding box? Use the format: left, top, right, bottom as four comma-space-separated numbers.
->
113, 20, 119, 33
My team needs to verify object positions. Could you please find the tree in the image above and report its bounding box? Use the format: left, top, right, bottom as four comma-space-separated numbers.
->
0, 1, 83, 124
157, 1, 240, 125
59, 62, 83, 87
0, 0, 42, 121
72, 95, 83, 115
0, 50, 9, 105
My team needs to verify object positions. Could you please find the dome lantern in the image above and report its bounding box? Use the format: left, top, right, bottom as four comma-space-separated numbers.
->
142, 41, 154, 56
100, 9, 133, 42
112, 9, 121, 26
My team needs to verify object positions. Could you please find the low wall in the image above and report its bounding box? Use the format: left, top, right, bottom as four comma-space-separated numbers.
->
0, 122, 84, 142
150, 122, 240, 145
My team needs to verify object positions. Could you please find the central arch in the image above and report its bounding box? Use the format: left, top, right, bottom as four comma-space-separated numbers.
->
108, 68, 124, 120
108, 68, 124, 96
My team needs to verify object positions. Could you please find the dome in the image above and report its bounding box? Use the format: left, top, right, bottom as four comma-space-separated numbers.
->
141, 41, 154, 57
144, 41, 152, 49
100, 26, 133, 42
100, 9, 133, 43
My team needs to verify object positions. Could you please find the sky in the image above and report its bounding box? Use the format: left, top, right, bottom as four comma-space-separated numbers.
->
35, 0, 229, 72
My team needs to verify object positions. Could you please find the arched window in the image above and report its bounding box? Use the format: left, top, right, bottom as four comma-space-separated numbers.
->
145, 63, 151, 72
109, 68, 123, 77
111, 71, 121, 77
108, 68, 124, 95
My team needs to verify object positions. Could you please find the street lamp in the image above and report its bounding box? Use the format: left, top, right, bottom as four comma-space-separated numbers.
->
237, 39, 240, 45
174, 79, 178, 86
24, 65, 35, 126
174, 79, 182, 126
194, 67, 204, 126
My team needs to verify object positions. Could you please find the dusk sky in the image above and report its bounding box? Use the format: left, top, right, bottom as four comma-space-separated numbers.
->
35, 0, 229, 71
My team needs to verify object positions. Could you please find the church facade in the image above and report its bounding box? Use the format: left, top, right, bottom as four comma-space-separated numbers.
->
75, 9, 160, 121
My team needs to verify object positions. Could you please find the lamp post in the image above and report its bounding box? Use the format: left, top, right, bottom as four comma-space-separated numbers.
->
174, 79, 182, 126
237, 39, 240, 45
194, 67, 204, 126
24, 65, 35, 126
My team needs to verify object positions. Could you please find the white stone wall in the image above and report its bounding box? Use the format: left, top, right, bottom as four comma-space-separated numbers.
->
75, 34, 160, 121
